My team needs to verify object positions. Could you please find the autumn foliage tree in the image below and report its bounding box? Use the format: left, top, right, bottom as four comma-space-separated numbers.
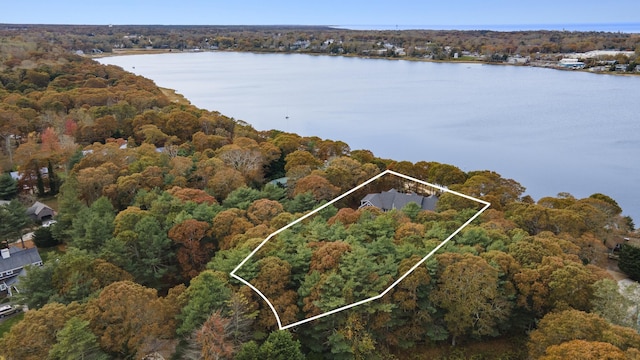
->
527, 309, 640, 359
293, 174, 340, 201
208, 167, 246, 201
211, 208, 254, 250
0, 302, 85, 360
430, 253, 511, 345
308, 241, 352, 273
167, 186, 218, 205
191, 310, 235, 360
251, 256, 299, 329
169, 219, 214, 280
85, 281, 179, 359
217, 138, 265, 184
75, 163, 118, 205
246, 198, 284, 225
0, 102, 28, 165
540, 340, 627, 360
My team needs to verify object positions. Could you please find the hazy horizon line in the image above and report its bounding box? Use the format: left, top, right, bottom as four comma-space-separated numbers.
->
2, 21, 639, 33
333, 22, 640, 32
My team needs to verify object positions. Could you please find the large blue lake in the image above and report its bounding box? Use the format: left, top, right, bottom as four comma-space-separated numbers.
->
98, 52, 640, 224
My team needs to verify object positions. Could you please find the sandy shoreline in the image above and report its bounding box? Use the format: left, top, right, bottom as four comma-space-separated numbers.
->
90, 48, 176, 58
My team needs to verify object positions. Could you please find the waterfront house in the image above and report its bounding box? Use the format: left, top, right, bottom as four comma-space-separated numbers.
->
615, 64, 628, 72
360, 189, 438, 212
558, 58, 585, 69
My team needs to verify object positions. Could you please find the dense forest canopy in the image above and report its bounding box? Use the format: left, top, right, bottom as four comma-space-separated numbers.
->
0, 25, 639, 360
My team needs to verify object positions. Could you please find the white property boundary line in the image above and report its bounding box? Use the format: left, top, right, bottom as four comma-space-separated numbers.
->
230, 169, 490, 330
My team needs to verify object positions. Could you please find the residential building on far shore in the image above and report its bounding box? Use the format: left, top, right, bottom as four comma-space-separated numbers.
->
558, 58, 585, 69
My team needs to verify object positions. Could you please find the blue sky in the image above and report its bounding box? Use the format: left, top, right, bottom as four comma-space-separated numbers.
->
2, 0, 639, 29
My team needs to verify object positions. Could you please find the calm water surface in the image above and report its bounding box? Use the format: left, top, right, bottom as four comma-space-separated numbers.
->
98, 52, 640, 223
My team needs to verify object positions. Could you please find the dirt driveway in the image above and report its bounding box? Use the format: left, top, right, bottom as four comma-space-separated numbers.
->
608, 259, 630, 281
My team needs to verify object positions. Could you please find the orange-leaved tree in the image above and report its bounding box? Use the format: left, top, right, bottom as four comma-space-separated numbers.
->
169, 219, 214, 280
192, 310, 235, 360
85, 281, 179, 359
528, 309, 640, 359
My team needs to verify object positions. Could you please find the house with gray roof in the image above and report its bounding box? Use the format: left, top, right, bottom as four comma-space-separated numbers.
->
359, 189, 438, 212
26, 201, 55, 222
0, 246, 43, 296
1, 200, 55, 223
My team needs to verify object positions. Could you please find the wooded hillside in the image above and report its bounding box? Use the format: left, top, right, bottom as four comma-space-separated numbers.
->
0, 27, 638, 360
2, 24, 639, 66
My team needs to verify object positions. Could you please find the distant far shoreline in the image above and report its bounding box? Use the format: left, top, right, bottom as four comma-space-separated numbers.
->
93, 47, 639, 78
93, 48, 174, 57
15, 23, 630, 77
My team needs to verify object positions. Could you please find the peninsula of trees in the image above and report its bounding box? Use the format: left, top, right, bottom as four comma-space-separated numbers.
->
0, 25, 639, 360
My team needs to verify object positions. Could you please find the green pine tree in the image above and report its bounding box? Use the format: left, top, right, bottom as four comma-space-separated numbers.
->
48, 317, 109, 360
36, 167, 45, 196
234, 341, 261, 360
619, 243, 640, 281
47, 160, 60, 196
0, 173, 18, 200
259, 330, 305, 360
51, 175, 85, 244
177, 270, 232, 336
0, 199, 31, 247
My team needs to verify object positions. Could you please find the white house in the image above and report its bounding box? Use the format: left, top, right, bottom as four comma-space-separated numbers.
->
558, 58, 585, 69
